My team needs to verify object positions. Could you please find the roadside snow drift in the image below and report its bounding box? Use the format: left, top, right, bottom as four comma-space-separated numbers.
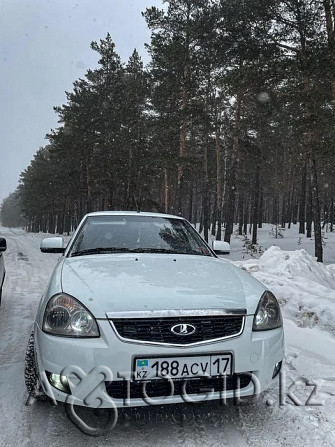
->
234, 246, 335, 334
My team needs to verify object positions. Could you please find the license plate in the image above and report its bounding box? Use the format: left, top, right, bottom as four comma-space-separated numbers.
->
134, 354, 232, 381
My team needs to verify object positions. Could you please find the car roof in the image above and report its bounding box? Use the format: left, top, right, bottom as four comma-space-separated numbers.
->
86, 211, 185, 220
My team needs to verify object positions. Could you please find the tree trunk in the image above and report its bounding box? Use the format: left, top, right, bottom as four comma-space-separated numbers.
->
211, 197, 217, 237
86, 157, 92, 213
298, 163, 307, 234
330, 188, 334, 232
188, 179, 193, 223
252, 165, 260, 245
238, 193, 244, 236
224, 89, 243, 243
306, 182, 312, 238
176, 10, 191, 215
163, 169, 170, 213
323, 0, 335, 121
243, 201, 248, 235
258, 187, 263, 228
311, 158, 323, 262
215, 111, 222, 240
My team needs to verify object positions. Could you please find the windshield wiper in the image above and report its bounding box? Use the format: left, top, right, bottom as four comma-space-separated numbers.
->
70, 247, 204, 257
71, 247, 133, 257
134, 248, 179, 254
134, 247, 210, 255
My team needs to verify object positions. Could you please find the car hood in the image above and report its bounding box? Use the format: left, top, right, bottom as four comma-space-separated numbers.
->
60, 254, 266, 318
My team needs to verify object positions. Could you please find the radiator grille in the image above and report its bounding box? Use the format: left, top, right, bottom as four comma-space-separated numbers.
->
111, 315, 244, 345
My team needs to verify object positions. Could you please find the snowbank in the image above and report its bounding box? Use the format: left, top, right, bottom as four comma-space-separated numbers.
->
234, 246, 335, 334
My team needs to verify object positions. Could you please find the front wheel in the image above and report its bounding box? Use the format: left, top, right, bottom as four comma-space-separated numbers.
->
24, 327, 47, 400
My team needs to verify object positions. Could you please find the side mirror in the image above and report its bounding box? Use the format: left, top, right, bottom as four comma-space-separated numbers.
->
0, 238, 7, 252
40, 237, 65, 254
213, 240, 230, 255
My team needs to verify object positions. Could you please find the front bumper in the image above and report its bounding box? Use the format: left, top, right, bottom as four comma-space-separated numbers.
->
34, 317, 284, 408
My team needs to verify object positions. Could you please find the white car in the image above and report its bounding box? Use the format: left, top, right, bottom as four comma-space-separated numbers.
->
0, 237, 6, 306
25, 212, 284, 410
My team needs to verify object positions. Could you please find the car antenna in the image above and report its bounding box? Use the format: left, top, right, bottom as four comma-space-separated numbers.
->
134, 195, 141, 213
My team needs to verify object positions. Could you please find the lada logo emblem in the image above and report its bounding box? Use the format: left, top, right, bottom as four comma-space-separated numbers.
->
171, 323, 196, 336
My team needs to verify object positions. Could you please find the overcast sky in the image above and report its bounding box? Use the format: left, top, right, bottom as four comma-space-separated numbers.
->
0, 0, 163, 204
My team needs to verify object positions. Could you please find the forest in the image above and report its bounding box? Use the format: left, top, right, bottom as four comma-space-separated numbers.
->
1, 0, 335, 262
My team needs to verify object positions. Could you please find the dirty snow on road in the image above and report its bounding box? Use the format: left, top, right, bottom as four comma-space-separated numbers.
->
0, 225, 335, 446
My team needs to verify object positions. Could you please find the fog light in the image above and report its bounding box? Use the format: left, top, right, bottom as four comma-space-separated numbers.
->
272, 361, 282, 379
47, 372, 71, 393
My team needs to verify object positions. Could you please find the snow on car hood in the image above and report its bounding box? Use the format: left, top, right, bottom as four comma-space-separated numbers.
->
60, 254, 266, 318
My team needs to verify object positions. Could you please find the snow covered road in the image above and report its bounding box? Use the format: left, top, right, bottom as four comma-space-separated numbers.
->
0, 227, 335, 446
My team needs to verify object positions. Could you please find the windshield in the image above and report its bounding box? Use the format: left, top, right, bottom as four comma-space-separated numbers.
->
69, 215, 212, 257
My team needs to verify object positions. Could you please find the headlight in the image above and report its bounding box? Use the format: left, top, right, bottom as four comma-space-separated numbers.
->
43, 294, 100, 337
252, 291, 283, 331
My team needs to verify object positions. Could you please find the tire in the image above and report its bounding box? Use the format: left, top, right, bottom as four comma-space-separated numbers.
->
24, 327, 47, 400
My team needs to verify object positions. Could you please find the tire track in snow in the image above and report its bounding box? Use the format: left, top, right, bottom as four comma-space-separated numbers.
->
0, 228, 61, 447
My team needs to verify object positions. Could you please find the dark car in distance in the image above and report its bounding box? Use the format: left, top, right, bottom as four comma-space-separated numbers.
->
0, 237, 7, 305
